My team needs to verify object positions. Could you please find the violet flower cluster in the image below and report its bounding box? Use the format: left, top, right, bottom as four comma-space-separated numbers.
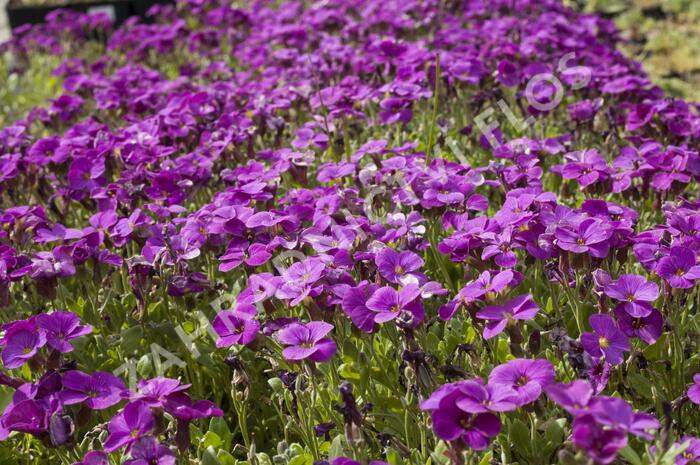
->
1, 0, 700, 464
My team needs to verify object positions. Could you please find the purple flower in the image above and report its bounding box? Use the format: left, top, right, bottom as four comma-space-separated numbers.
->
365, 284, 424, 325
475, 294, 539, 339
544, 380, 594, 414
581, 314, 630, 365
439, 270, 513, 320
555, 218, 612, 258
212, 309, 260, 348
488, 358, 555, 406
73, 451, 109, 465
275, 257, 326, 306
339, 281, 380, 333
61, 371, 125, 410
36, 311, 92, 353
604, 274, 658, 317
614, 306, 663, 345
276, 321, 337, 363
1, 320, 46, 369
162, 393, 222, 422
688, 373, 700, 405
656, 246, 700, 289
131, 377, 191, 408
669, 437, 700, 465
453, 381, 518, 414
587, 396, 659, 439
375, 247, 424, 285
2, 398, 53, 436
124, 437, 175, 465
103, 401, 155, 452
480, 228, 518, 268
421, 381, 504, 450
572, 414, 627, 464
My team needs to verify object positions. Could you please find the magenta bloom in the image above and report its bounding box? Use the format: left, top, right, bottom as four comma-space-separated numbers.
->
462, 270, 513, 302
275, 257, 326, 306
276, 321, 337, 363
604, 274, 658, 317
688, 373, 700, 405
453, 381, 518, 414
132, 377, 191, 408
421, 382, 502, 449
475, 294, 538, 339
614, 306, 663, 345
61, 371, 125, 410
580, 314, 630, 365
656, 246, 700, 289
340, 281, 380, 333
162, 393, 223, 422
365, 284, 424, 325
36, 311, 92, 353
375, 247, 424, 285
124, 437, 176, 465
74, 451, 109, 465
572, 414, 628, 464
212, 310, 260, 348
555, 218, 611, 258
1, 321, 46, 369
544, 380, 594, 414
488, 358, 555, 406
103, 401, 155, 452
439, 270, 513, 320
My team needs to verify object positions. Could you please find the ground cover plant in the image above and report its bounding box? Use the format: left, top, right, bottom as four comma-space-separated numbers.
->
0, 1, 699, 464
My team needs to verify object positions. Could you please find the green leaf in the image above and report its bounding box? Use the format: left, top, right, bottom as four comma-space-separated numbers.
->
202, 446, 222, 465
328, 434, 345, 460
628, 372, 653, 399
120, 326, 144, 353
386, 448, 404, 465
201, 431, 223, 449
618, 445, 643, 465
544, 419, 565, 446
210, 417, 232, 450
478, 452, 493, 465
508, 419, 532, 459
217, 450, 236, 465
288, 453, 313, 465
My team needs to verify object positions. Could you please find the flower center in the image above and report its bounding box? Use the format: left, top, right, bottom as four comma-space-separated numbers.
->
459, 416, 475, 430
516, 375, 529, 387
626, 294, 635, 302
394, 265, 404, 275
676, 268, 686, 277
22, 347, 32, 355
576, 238, 585, 245
599, 336, 609, 349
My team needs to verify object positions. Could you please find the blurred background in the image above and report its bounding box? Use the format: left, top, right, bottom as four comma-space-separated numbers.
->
0, 0, 698, 99
0, 1, 8, 41
576, 0, 700, 100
